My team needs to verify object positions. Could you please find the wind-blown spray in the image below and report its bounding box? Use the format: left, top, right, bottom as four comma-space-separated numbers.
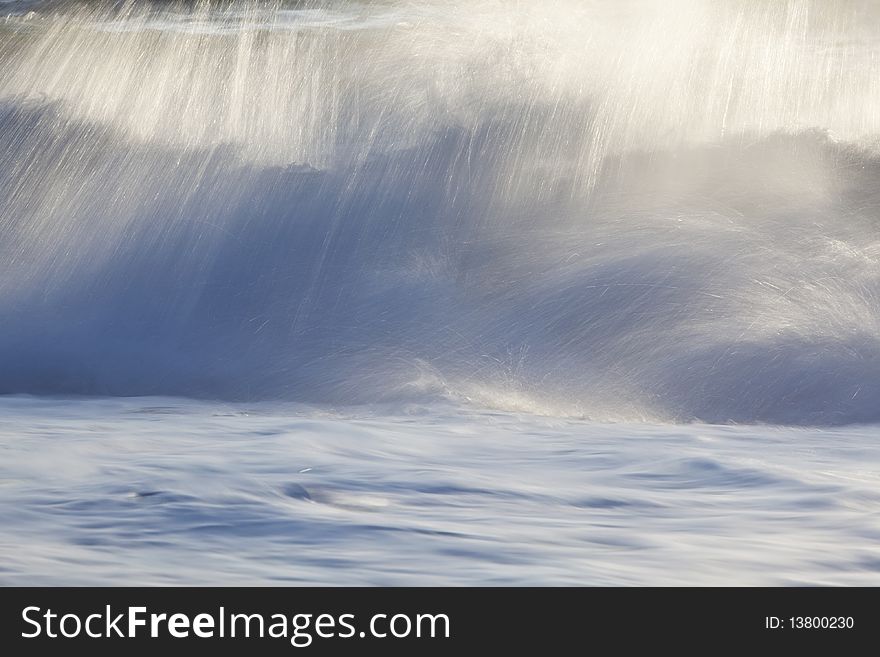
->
1, 0, 878, 424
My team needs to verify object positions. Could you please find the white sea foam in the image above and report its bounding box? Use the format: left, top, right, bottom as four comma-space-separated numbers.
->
0, 395, 878, 585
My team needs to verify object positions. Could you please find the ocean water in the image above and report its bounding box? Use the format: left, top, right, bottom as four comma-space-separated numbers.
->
1, 0, 879, 584
1, 395, 879, 585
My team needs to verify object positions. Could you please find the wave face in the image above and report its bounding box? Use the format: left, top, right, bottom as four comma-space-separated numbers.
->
1, 0, 879, 424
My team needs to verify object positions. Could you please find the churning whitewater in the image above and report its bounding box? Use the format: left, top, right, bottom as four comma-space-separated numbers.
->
0, 1, 879, 585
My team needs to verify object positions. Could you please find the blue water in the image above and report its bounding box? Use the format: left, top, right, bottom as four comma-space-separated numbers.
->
1, 396, 878, 585
1, 1, 879, 584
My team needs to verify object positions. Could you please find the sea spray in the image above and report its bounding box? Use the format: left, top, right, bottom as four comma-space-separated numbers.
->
0, 0, 878, 424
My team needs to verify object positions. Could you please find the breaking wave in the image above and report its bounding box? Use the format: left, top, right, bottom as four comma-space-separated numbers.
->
1, 0, 879, 424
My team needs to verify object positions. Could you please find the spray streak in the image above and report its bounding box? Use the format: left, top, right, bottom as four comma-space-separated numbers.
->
0, 0, 879, 424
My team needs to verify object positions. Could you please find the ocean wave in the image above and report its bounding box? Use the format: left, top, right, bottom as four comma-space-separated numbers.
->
1, 1, 879, 425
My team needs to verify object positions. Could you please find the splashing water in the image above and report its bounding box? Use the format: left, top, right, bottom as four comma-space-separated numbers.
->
1, 0, 879, 424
